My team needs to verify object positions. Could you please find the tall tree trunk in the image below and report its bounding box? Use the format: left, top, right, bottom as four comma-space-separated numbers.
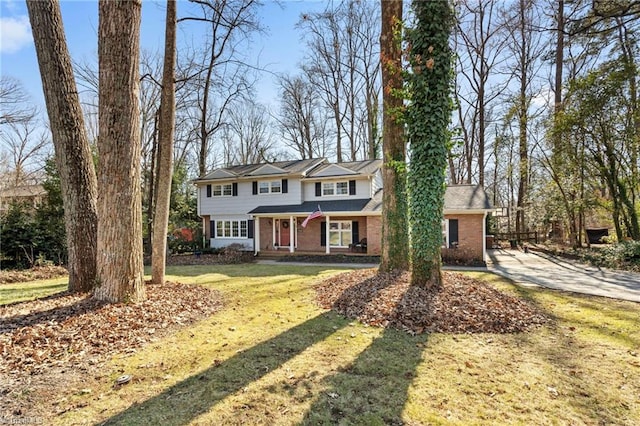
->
94, 0, 145, 303
515, 0, 529, 236
151, 0, 177, 285
407, 0, 453, 288
379, 0, 408, 273
146, 111, 159, 255
26, 0, 98, 293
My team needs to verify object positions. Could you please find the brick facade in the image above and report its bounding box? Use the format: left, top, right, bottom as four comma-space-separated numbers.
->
445, 213, 485, 260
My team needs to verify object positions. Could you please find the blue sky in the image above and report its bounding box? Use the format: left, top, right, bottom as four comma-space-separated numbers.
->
0, 0, 326, 110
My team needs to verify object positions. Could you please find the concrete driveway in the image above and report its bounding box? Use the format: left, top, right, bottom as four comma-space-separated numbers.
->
487, 249, 640, 303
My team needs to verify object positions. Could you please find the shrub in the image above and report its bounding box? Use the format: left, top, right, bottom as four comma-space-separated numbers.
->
441, 246, 484, 266
580, 241, 640, 272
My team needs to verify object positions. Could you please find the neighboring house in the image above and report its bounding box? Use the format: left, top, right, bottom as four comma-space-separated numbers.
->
0, 184, 46, 214
194, 158, 493, 262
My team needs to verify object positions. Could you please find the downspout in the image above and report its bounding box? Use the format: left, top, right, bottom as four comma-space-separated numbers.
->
482, 211, 488, 263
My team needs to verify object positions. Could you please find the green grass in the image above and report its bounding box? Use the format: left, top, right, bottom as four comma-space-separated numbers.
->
0, 277, 68, 305
4, 265, 639, 425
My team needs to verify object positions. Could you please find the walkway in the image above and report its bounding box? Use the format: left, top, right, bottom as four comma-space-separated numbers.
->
487, 249, 640, 303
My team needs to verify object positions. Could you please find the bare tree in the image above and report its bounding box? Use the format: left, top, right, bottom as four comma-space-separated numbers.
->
275, 73, 331, 159
453, 0, 508, 186
0, 118, 50, 186
502, 0, 547, 235
0, 77, 36, 126
299, 8, 345, 161
224, 100, 274, 165
298, 0, 382, 162
94, 0, 145, 303
178, 0, 264, 176
151, 0, 177, 285
26, 0, 99, 293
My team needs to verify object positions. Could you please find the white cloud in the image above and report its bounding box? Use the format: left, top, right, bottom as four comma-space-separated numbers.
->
0, 15, 33, 54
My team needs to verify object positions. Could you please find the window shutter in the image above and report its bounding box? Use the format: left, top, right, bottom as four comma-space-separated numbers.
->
206, 184, 212, 197
315, 182, 321, 197
232, 182, 238, 196
449, 219, 459, 247
349, 180, 356, 195
320, 221, 326, 246
247, 219, 254, 239
252, 181, 258, 195
282, 179, 288, 193
210, 220, 215, 238
352, 221, 359, 243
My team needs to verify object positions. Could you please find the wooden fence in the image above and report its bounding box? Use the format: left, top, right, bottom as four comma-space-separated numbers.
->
493, 232, 539, 246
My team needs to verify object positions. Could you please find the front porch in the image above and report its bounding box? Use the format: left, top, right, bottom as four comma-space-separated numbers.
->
253, 215, 380, 256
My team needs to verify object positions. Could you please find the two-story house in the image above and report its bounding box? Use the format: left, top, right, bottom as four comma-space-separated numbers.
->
194, 158, 493, 262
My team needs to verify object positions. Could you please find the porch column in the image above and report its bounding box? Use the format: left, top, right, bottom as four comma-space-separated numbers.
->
325, 215, 330, 254
254, 217, 260, 255
289, 215, 294, 252
272, 219, 276, 249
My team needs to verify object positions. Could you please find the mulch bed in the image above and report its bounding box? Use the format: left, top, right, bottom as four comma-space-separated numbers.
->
315, 269, 549, 334
154, 251, 256, 266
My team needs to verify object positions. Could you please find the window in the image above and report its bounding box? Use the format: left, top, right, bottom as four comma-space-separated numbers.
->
259, 181, 281, 194
212, 183, 232, 197
322, 181, 348, 196
215, 220, 248, 238
329, 221, 352, 247
442, 220, 448, 248
442, 219, 459, 248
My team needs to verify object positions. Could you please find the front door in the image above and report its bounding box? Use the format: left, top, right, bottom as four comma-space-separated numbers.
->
280, 220, 290, 246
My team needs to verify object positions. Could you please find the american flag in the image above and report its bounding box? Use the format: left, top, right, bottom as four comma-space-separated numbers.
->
301, 205, 323, 228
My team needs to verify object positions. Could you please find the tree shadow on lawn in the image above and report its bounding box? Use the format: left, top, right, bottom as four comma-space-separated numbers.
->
103, 268, 407, 425
102, 310, 352, 425
0, 291, 101, 334
301, 326, 428, 425
301, 276, 430, 425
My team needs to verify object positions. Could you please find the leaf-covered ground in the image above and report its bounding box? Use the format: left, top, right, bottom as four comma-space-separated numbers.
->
0, 265, 68, 284
0, 283, 222, 417
315, 269, 549, 334
2, 266, 548, 420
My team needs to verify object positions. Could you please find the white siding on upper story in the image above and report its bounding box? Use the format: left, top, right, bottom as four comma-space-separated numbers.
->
371, 169, 383, 195
198, 178, 303, 216
301, 177, 373, 200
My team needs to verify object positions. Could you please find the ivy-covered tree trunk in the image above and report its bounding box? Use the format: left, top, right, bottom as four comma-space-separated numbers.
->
407, 0, 454, 288
26, 0, 98, 293
151, 0, 177, 285
379, 0, 409, 273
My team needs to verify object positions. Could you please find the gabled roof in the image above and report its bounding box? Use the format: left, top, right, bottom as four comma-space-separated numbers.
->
196, 158, 326, 182
248, 164, 287, 175
307, 159, 382, 178
444, 185, 493, 211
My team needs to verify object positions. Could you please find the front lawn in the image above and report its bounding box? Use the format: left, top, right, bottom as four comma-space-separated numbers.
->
1, 264, 638, 425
